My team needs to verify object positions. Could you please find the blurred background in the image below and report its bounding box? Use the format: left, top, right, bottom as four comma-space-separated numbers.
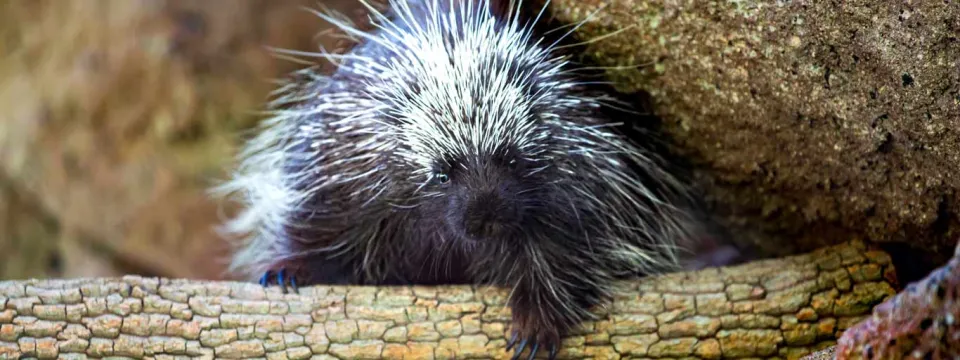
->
0, 0, 363, 281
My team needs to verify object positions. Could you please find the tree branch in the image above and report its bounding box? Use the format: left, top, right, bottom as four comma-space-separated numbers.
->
813, 239, 960, 360
0, 241, 897, 359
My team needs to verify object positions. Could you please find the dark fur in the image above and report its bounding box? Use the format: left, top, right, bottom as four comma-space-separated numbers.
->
224, 0, 713, 357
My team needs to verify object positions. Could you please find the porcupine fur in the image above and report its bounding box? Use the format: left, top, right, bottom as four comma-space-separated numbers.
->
214, 0, 709, 357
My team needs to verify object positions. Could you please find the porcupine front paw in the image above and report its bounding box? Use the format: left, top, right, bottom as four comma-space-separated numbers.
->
259, 268, 299, 294
506, 317, 562, 360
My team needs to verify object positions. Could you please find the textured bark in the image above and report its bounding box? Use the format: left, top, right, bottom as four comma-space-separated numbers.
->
831, 238, 960, 360
804, 347, 837, 360
0, 241, 896, 359
545, 0, 960, 263
802, 238, 960, 360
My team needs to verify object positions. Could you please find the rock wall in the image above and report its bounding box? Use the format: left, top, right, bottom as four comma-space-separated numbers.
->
546, 0, 960, 263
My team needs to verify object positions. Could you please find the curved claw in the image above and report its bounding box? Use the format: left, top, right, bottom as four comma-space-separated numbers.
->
507, 332, 561, 360
510, 338, 529, 360
506, 331, 519, 350
258, 268, 300, 294
526, 343, 540, 360
259, 271, 271, 287
277, 269, 288, 294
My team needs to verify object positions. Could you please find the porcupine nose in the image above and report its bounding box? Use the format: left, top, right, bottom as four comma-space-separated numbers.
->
463, 190, 517, 239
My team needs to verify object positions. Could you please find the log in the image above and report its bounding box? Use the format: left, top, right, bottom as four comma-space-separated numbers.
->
0, 241, 896, 359
803, 347, 837, 360
828, 238, 960, 359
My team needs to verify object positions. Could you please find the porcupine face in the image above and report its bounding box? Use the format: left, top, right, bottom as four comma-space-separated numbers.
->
402, 67, 551, 244
353, 0, 682, 252
360, 0, 569, 244
428, 148, 531, 242
287, 0, 687, 272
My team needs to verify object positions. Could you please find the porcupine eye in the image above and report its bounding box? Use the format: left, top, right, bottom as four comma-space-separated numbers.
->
503, 153, 526, 173
433, 163, 452, 184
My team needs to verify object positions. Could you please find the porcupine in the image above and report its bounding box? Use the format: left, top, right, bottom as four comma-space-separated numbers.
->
214, 0, 712, 358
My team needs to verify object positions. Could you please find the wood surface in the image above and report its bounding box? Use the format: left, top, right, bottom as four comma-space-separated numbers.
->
0, 241, 897, 359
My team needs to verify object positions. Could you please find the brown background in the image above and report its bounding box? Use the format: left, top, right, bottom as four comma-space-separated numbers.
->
0, 0, 360, 281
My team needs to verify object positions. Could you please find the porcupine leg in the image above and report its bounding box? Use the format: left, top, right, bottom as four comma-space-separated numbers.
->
258, 254, 358, 294
503, 264, 598, 360
258, 257, 309, 294
259, 268, 299, 294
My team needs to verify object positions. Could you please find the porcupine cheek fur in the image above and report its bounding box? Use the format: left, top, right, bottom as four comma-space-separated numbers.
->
443, 158, 526, 242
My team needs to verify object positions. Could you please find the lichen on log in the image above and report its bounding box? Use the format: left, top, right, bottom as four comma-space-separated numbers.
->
826, 238, 960, 359
0, 241, 896, 359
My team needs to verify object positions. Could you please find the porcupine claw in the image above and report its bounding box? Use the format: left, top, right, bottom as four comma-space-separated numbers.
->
506, 331, 519, 350
258, 268, 299, 294
509, 337, 529, 360
526, 343, 540, 360
507, 331, 560, 360
289, 274, 299, 293
277, 269, 289, 294
508, 335, 556, 360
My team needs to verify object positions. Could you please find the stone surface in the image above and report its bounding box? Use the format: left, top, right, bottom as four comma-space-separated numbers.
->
547, 0, 960, 263
0, 241, 897, 359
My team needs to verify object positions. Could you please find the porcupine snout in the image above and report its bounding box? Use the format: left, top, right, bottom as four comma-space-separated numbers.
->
462, 186, 520, 239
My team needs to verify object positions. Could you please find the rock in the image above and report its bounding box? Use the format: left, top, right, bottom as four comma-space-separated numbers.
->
0, 0, 353, 279
547, 0, 960, 263
0, 180, 62, 280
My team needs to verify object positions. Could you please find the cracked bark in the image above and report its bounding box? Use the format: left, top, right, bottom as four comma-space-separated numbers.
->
806, 239, 960, 360
0, 241, 897, 359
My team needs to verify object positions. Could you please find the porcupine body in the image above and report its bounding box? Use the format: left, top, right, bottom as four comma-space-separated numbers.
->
215, 0, 706, 357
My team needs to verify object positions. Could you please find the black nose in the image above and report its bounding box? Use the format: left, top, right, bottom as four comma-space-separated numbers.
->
463, 191, 517, 239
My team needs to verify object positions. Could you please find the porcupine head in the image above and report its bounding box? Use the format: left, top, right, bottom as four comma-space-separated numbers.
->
215, 0, 706, 356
